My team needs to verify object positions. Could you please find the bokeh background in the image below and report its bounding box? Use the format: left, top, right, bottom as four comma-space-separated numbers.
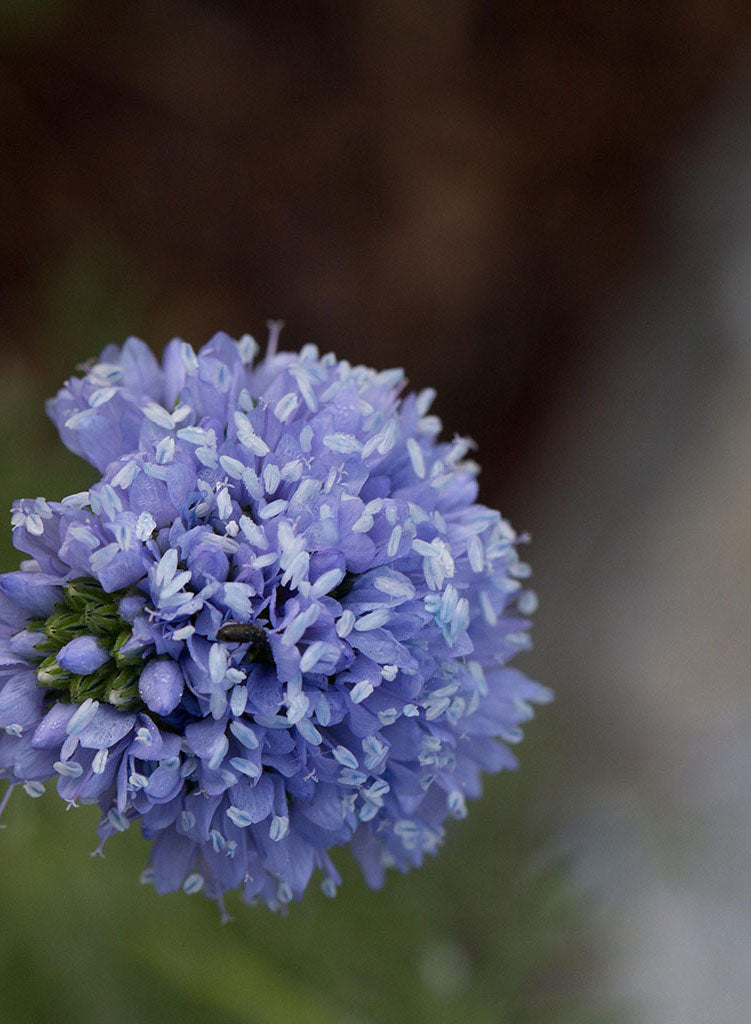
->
3, 3, 751, 1022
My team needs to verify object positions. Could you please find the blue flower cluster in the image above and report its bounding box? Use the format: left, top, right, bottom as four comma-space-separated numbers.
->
0, 327, 550, 911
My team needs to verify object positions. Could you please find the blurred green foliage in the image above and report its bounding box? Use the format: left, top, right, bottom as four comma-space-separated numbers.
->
0, 733, 594, 1024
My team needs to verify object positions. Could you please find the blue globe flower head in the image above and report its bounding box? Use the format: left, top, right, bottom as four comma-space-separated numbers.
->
0, 325, 551, 913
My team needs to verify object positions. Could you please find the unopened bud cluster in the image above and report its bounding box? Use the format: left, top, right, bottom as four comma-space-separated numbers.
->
29, 578, 146, 710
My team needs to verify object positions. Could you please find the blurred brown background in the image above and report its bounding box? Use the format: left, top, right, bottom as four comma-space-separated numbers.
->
3, 0, 750, 481
3, 3, 751, 1022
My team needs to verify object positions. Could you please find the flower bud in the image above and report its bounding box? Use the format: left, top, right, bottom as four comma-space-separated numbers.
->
57, 635, 110, 675
138, 658, 184, 716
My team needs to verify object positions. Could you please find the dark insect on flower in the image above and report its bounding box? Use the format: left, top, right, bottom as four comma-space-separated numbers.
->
216, 622, 269, 644
216, 621, 273, 666
0, 325, 550, 912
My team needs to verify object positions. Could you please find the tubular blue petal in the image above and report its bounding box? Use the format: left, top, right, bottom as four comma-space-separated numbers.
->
138, 658, 184, 716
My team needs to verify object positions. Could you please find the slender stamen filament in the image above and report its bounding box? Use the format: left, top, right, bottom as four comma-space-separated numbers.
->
0, 782, 17, 825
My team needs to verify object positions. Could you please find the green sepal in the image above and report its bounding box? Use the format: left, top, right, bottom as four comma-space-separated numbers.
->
105, 667, 142, 710
112, 630, 145, 667
36, 655, 73, 689
64, 577, 109, 612
83, 604, 123, 637
43, 611, 85, 647
32, 636, 59, 655
69, 667, 108, 704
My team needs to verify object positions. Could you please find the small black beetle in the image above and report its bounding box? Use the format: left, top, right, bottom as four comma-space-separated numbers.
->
216, 621, 269, 644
